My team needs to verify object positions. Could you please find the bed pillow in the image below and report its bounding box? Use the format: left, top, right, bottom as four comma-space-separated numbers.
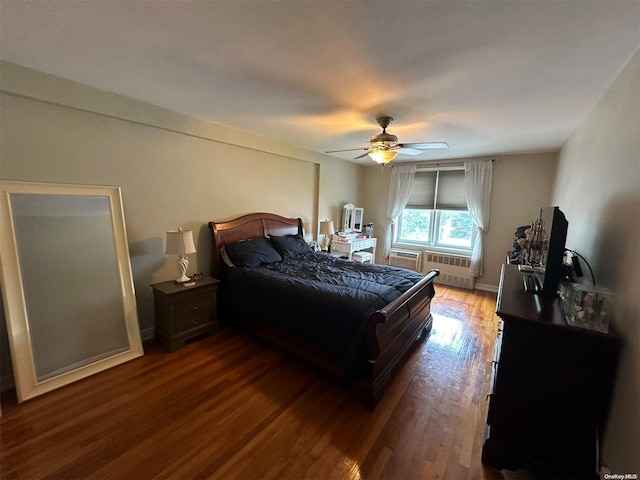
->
270, 234, 313, 259
224, 237, 282, 268
220, 246, 236, 268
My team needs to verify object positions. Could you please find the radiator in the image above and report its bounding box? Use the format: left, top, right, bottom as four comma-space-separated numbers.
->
422, 252, 475, 289
388, 249, 422, 272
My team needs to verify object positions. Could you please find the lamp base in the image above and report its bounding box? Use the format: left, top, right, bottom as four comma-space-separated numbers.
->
174, 254, 190, 283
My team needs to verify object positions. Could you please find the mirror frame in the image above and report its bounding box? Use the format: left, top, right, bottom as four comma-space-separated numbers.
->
342, 203, 355, 232
342, 204, 365, 233
0, 181, 143, 402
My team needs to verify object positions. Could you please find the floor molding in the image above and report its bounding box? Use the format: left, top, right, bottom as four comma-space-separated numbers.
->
475, 282, 499, 293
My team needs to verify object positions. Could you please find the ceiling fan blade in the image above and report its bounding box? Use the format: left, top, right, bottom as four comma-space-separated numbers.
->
397, 147, 424, 156
398, 142, 449, 150
354, 151, 371, 159
324, 147, 370, 153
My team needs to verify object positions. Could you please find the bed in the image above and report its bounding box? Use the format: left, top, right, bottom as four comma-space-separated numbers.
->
208, 212, 439, 408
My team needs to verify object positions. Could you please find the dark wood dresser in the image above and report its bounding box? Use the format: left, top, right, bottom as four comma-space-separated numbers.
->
482, 264, 619, 479
151, 276, 220, 351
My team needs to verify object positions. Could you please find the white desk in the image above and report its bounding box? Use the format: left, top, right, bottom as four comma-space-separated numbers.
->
331, 237, 377, 261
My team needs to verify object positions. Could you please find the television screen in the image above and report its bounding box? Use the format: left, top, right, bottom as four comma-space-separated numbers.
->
521, 206, 568, 297
540, 206, 568, 296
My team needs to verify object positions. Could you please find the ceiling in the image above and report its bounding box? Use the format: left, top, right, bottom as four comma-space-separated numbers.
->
1, 1, 639, 165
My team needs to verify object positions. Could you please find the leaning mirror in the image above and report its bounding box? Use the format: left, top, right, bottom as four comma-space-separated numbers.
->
0, 181, 143, 402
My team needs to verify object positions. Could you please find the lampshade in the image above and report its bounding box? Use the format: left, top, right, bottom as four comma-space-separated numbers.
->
368, 149, 399, 164
319, 220, 335, 235
165, 229, 196, 255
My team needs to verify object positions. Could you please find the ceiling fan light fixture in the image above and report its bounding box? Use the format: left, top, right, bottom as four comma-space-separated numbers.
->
368, 149, 399, 164
324, 115, 448, 162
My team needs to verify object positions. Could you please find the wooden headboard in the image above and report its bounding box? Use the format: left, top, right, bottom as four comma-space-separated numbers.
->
208, 212, 304, 279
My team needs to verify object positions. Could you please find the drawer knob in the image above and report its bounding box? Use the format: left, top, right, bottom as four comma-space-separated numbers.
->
190, 304, 200, 310
191, 319, 199, 325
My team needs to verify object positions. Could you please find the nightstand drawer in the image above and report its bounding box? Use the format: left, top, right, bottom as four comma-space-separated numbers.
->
175, 309, 213, 332
174, 293, 214, 318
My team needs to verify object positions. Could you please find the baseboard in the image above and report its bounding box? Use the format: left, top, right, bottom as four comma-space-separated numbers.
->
140, 326, 155, 342
475, 283, 499, 293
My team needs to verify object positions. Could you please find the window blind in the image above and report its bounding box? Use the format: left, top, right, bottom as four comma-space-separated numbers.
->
406, 171, 436, 208
436, 169, 466, 210
406, 169, 466, 210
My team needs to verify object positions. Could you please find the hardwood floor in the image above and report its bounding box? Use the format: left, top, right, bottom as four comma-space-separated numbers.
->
1, 285, 527, 479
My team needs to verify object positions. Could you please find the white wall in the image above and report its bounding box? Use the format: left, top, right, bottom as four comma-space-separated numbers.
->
0, 61, 364, 385
480, 153, 558, 289
553, 49, 639, 474
361, 152, 558, 289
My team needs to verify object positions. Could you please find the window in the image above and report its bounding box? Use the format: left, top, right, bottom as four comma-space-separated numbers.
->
397, 169, 473, 250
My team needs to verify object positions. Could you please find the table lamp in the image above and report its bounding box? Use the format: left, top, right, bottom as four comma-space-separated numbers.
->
319, 220, 335, 252
165, 228, 196, 283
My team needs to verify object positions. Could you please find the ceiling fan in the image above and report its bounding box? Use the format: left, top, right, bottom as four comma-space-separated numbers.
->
324, 115, 448, 164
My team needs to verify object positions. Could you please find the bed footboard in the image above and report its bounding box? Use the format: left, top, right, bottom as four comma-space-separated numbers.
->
359, 269, 440, 407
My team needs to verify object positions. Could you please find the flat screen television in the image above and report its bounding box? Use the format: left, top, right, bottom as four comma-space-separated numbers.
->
522, 206, 568, 297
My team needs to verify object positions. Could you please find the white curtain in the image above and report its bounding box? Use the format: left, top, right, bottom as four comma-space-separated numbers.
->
385, 165, 416, 258
465, 160, 493, 277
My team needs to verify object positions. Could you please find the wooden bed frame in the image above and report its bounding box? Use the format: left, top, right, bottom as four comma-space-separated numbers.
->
209, 212, 439, 408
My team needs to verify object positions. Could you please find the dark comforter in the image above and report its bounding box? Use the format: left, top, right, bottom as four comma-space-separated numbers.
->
220, 252, 424, 378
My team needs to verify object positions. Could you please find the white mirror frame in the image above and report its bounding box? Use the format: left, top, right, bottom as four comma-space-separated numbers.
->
342, 203, 355, 232
342, 204, 365, 233
0, 181, 143, 402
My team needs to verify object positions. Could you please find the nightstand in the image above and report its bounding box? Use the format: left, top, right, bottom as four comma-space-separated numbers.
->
151, 276, 220, 351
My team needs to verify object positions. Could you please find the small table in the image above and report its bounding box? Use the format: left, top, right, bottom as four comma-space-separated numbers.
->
331, 237, 377, 261
151, 276, 220, 351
